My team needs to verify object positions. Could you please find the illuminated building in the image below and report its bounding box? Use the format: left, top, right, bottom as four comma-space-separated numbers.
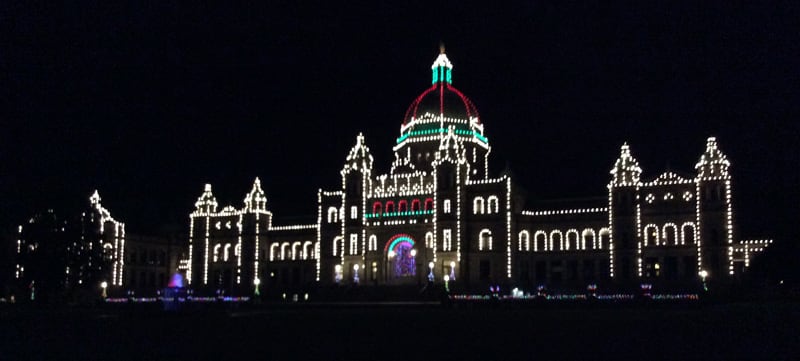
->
185, 48, 772, 294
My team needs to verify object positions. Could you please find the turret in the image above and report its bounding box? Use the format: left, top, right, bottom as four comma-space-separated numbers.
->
608, 143, 642, 280
195, 184, 218, 214
243, 177, 267, 213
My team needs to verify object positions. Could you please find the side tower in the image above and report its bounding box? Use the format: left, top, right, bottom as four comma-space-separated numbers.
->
432, 128, 469, 284
188, 184, 217, 286
608, 143, 642, 281
695, 137, 733, 279
338, 133, 373, 283
241, 178, 271, 287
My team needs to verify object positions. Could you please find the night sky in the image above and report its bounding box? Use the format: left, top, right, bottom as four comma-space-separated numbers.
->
3, 1, 798, 257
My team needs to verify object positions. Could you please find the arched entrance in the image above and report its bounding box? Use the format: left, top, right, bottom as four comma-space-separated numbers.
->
385, 234, 417, 284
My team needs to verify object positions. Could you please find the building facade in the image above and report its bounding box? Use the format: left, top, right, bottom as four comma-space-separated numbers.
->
186, 50, 772, 295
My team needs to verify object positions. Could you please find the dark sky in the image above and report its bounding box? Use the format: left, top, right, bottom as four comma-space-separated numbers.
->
3, 2, 799, 248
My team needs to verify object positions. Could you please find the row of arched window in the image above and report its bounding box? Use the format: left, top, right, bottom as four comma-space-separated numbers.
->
517, 228, 611, 252
643, 222, 696, 246
212, 243, 240, 263
269, 241, 316, 261
372, 198, 434, 215
473, 196, 500, 215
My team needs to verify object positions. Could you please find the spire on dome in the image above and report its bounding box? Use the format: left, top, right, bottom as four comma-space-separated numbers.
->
195, 184, 218, 213
244, 177, 267, 212
696, 137, 730, 179
610, 143, 642, 186
342, 133, 374, 174
431, 46, 453, 85
90, 190, 101, 206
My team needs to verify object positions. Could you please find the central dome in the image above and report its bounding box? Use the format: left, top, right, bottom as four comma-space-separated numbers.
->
402, 52, 480, 125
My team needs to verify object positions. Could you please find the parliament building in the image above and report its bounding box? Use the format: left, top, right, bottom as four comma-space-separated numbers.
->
183, 50, 772, 295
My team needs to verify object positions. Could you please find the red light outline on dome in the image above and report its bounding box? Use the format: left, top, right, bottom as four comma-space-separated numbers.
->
403, 84, 481, 125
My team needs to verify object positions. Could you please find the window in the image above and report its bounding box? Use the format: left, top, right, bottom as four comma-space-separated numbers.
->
349, 234, 358, 255
424, 198, 434, 211
386, 201, 395, 214
644, 225, 659, 246
566, 230, 579, 251
582, 229, 596, 250
213, 244, 221, 262
663, 224, 678, 246
681, 223, 695, 245
411, 199, 421, 212
598, 228, 610, 250
270, 243, 280, 261
534, 231, 547, 252
398, 200, 408, 213
368, 235, 377, 251
332, 237, 342, 257
223, 244, 231, 261
549, 230, 563, 251
518, 230, 530, 251
372, 202, 382, 215
473, 197, 485, 214
425, 232, 434, 249
443, 229, 452, 251
443, 199, 451, 213
303, 241, 314, 259
479, 229, 492, 251
350, 206, 358, 219
292, 242, 302, 260
487, 196, 499, 214
327, 207, 339, 223
281, 243, 290, 260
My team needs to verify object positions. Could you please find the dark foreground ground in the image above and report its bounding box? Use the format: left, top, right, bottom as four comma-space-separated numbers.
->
2, 301, 798, 360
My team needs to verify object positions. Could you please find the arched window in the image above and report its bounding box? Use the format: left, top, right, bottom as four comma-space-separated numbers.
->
518, 230, 530, 251
213, 244, 221, 262
663, 223, 678, 246
368, 235, 377, 251
598, 228, 610, 250
289, 242, 300, 260
681, 222, 696, 245
550, 230, 563, 251
372, 202, 382, 215
327, 207, 339, 223
398, 200, 408, 213
280, 242, 290, 260
644, 224, 659, 246
424, 198, 434, 211
442, 199, 451, 213
582, 229, 596, 250
411, 199, 421, 212
303, 241, 314, 259
534, 231, 547, 252
443, 229, 452, 251
332, 237, 343, 257
479, 229, 492, 251
487, 196, 500, 214
566, 230, 579, 251
473, 197, 485, 214
224, 243, 231, 261
270, 243, 279, 261
234, 243, 241, 257
425, 232, 434, 249
385, 201, 395, 214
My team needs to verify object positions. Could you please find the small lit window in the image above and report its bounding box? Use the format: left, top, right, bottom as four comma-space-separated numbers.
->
443, 199, 451, 214
683, 191, 693, 201
646, 194, 655, 204
350, 206, 358, 219
443, 229, 452, 251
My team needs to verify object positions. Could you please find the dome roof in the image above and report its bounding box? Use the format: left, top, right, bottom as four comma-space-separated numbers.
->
403, 51, 480, 124
403, 83, 480, 125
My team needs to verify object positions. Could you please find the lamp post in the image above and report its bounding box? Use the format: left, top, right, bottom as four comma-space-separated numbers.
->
428, 261, 435, 282
254, 277, 261, 296
353, 264, 360, 284
100, 281, 108, 299
450, 261, 456, 281
699, 269, 709, 291
444, 274, 450, 293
